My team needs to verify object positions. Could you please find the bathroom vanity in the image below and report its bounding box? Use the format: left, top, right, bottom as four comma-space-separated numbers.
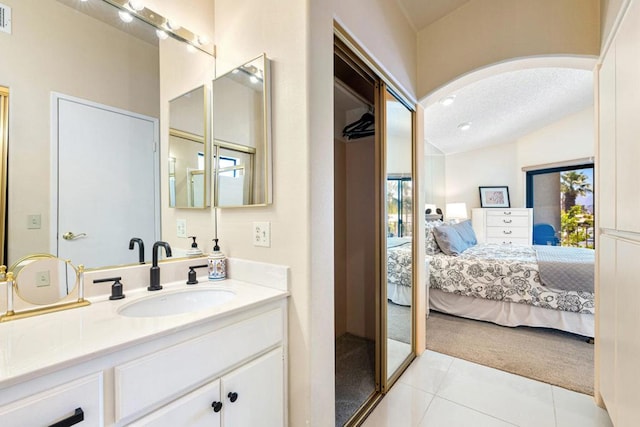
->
0, 259, 288, 426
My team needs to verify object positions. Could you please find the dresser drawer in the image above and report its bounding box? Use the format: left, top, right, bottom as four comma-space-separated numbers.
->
486, 226, 530, 239
486, 209, 529, 217
115, 308, 283, 422
486, 216, 529, 227
486, 237, 530, 245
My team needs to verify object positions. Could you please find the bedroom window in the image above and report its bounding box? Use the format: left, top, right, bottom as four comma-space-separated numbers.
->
387, 176, 412, 237
526, 163, 594, 248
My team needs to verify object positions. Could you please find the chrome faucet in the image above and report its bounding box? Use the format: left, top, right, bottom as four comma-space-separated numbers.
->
129, 238, 145, 264
148, 241, 172, 291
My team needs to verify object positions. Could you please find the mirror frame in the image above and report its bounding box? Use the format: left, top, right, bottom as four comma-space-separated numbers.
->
212, 54, 272, 208
0, 86, 8, 265
1, 254, 89, 323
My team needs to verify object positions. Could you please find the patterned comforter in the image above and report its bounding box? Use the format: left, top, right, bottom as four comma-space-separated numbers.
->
428, 243, 595, 315
388, 241, 413, 291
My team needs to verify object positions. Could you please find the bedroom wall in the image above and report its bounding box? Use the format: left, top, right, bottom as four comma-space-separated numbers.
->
444, 107, 595, 213
425, 142, 446, 211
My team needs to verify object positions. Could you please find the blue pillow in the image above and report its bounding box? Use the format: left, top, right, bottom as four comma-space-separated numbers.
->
433, 225, 470, 256
452, 220, 477, 246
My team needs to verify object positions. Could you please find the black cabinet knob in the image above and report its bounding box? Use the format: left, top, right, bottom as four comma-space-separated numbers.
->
228, 392, 238, 403
211, 401, 223, 412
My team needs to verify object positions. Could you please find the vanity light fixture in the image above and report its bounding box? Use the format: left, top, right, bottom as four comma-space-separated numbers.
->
439, 95, 456, 106
457, 122, 472, 131
118, 10, 133, 23
165, 20, 181, 31
155, 29, 168, 40
128, 0, 145, 11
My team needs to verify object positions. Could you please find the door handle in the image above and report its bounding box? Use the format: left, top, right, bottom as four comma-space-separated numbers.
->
62, 232, 87, 241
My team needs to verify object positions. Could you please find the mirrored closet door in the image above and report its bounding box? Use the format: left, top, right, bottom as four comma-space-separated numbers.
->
333, 34, 416, 427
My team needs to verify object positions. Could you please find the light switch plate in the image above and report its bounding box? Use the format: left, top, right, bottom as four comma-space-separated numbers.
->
253, 222, 271, 247
27, 214, 41, 229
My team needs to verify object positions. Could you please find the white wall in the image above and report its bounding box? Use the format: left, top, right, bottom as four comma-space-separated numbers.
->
444, 107, 594, 212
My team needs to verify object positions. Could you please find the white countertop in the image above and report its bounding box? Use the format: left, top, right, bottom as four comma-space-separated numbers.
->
0, 278, 288, 389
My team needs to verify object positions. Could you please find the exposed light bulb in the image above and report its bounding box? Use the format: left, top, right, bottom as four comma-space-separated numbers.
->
118, 10, 134, 23
196, 35, 210, 46
232, 69, 239, 74
457, 122, 472, 131
439, 95, 456, 106
128, 0, 145, 11
186, 44, 197, 53
155, 29, 168, 40
249, 75, 259, 84
80, 0, 89, 2
166, 20, 181, 31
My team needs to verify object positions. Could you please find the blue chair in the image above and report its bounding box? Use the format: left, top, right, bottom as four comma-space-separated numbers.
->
533, 223, 560, 246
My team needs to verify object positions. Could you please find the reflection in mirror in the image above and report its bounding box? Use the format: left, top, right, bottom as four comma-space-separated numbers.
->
0, 0, 214, 268
385, 89, 414, 380
11, 254, 78, 306
212, 54, 272, 207
169, 85, 209, 208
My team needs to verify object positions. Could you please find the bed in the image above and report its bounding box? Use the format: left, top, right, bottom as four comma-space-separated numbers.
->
387, 221, 595, 337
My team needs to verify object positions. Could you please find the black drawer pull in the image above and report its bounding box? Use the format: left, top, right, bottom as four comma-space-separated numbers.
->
503, 230, 513, 234
211, 401, 223, 412
48, 408, 84, 427
503, 211, 512, 215
503, 219, 512, 223
228, 392, 239, 403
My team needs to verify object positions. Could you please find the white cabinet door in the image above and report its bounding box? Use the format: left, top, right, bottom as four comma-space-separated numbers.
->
221, 347, 284, 427
129, 379, 222, 427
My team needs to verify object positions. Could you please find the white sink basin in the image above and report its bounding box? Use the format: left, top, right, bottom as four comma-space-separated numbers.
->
117, 288, 236, 317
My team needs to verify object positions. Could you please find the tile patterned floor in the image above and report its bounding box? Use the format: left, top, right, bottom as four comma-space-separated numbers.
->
362, 351, 612, 427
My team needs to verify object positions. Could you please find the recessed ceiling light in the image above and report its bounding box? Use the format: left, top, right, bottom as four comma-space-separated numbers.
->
118, 10, 134, 23
457, 122, 472, 131
439, 95, 456, 106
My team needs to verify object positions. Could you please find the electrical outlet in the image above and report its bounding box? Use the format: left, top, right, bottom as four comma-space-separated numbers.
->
176, 219, 187, 238
27, 214, 41, 229
35, 271, 50, 287
253, 222, 271, 247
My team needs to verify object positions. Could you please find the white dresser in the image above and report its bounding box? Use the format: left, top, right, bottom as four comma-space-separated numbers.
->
472, 208, 533, 245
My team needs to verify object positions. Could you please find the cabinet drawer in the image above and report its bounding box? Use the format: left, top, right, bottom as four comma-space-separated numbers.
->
115, 308, 283, 422
128, 379, 222, 427
486, 226, 529, 238
487, 237, 530, 245
0, 373, 103, 426
486, 209, 529, 217
486, 216, 529, 227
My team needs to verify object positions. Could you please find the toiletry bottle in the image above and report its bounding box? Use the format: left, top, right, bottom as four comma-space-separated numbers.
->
208, 238, 227, 280
186, 236, 203, 257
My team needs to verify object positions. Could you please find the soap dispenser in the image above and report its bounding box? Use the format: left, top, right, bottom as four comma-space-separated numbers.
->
208, 238, 227, 281
186, 236, 203, 257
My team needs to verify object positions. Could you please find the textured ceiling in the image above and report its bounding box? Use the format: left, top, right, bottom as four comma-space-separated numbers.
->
423, 68, 594, 155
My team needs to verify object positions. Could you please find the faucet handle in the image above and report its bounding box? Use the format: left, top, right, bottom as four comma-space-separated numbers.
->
93, 276, 125, 300
186, 264, 208, 285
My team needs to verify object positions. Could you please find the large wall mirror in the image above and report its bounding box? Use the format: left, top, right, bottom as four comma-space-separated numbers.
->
212, 54, 272, 207
0, 0, 214, 269
169, 85, 210, 208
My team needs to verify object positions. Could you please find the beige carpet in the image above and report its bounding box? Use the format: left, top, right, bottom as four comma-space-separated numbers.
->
426, 311, 594, 395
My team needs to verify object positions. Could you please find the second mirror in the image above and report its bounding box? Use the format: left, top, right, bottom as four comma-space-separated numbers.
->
169, 85, 210, 208
212, 54, 272, 207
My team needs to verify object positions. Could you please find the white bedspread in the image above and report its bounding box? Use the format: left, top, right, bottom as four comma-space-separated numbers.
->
429, 243, 595, 315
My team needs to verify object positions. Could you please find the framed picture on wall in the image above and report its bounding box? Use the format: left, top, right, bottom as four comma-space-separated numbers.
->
479, 186, 510, 208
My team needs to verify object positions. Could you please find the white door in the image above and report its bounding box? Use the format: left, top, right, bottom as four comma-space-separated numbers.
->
55, 95, 159, 268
